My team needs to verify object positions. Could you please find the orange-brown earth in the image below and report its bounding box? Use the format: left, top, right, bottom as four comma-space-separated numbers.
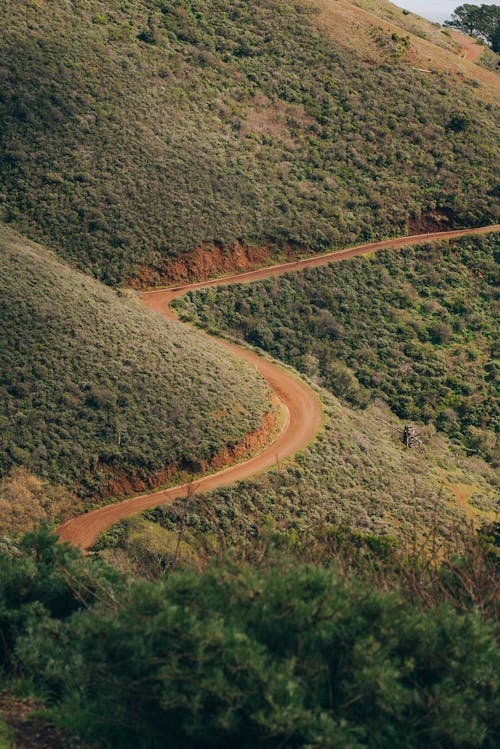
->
450, 29, 484, 62
129, 241, 277, 290
57, 225, 500, 551
95, 403, 278, 498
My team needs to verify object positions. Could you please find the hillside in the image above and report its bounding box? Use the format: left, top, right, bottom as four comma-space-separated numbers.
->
0, 0, 498, 285
311, 0, 500, 100
90, 231, 500, 574
100, 376, 499, 575
0, 2, 498, 744
0, 224, 272, 522
176, 233, 499, 463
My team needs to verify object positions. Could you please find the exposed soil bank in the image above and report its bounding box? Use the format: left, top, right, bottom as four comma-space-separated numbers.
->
129, 241, 279, 290
96, 404, 278, 499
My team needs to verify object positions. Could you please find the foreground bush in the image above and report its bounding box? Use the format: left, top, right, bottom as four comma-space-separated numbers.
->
1, 529, 498, 748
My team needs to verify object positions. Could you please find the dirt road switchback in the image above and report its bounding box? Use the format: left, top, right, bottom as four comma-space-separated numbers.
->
57, 225, 499, 550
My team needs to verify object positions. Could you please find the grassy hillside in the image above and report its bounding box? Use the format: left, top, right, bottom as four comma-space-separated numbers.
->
0, 225, 271, 507
0, 0, 498, 284
100, 384, 498, 577
311, 0, 500, 100
92, 232, 499, 573
176, 233, 499, 463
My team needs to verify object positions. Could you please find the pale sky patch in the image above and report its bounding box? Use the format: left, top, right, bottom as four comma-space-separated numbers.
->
393, 1, 500, 25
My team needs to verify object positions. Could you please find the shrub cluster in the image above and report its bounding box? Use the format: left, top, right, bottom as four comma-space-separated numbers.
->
0, 529, 498, 748
177, 234, 499, 462
119, 389, 498, 574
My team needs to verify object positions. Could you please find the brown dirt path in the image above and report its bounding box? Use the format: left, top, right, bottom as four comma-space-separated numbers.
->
450, 30, 484, 62
57, 345, 321, 550
56, 225, 500, 551
142, 226, 500, 309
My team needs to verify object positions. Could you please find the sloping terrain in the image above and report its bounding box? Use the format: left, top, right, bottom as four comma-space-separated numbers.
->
56, 227, 497, 553
56, 228, 496, 566
310, 0, 500, 101
0, 224, 271, 509
0, 0, 497, 284
0, 3, 498, 746
177, 233, 500, 463
101, 382, 499, 576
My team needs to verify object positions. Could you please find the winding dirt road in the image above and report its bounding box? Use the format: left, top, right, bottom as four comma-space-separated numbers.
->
450, 30, 484, 62
56, 225, 499, 550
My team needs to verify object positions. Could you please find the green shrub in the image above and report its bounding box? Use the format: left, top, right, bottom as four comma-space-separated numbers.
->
1, 530, 498, 749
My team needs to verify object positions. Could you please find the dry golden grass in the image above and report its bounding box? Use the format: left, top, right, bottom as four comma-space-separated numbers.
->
305, 0, 499, 104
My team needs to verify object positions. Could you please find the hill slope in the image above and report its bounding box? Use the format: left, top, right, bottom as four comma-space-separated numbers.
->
93, 234, 499, 572
176, 233, 499, 463
0, 0, 498, 284
311, 0, 500, 101
0, 225, 271, 505
101, 381, 499, 574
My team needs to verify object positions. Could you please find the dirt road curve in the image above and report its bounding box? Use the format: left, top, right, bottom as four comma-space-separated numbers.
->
56, 225, 499, 550
450, 30, 483, 62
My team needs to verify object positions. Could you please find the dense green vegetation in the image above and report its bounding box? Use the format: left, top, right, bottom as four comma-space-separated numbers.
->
0, 528, 498, 748
0, 3, 498, 743
176, 234, 499, 462
0, 225, 270, 502
0, 0, 497, 283
0, 718, 13, 749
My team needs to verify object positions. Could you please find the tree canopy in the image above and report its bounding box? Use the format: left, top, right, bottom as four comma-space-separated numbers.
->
445, 4, 500, 52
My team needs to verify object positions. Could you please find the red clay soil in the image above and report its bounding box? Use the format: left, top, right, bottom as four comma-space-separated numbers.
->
56, 225, 500, 552
129, 241, 275, 290
450, 29, 484, 62
94, 403, 278, 498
